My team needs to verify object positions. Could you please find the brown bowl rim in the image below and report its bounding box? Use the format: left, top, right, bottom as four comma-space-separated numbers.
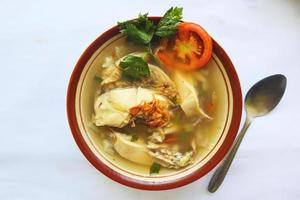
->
66, 17, 242, 190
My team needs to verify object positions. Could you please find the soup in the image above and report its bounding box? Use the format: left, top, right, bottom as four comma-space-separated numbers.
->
78, 8, 229, 176
88, 42, 228, 175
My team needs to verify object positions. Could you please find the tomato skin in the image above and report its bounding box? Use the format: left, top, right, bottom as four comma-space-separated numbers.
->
155, 22, 213, 71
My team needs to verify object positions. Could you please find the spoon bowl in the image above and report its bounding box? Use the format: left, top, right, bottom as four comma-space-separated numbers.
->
245, 74, 287, 118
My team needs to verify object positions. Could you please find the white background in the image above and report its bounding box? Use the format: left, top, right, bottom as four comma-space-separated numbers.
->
1, 0, 300, 199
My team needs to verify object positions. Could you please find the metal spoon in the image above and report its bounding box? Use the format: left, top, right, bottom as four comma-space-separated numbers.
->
208, 74, 287, 193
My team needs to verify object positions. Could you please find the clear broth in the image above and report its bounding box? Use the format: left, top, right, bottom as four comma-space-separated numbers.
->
79, 35, 229, 176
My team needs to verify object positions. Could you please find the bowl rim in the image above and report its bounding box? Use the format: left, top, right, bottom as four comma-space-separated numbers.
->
66, 17, 243, 190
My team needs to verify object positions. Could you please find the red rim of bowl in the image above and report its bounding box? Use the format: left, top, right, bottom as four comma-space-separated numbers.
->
66, 17, 242, 190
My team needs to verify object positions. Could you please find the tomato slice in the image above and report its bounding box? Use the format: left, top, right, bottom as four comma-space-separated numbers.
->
155, 22, 212, 71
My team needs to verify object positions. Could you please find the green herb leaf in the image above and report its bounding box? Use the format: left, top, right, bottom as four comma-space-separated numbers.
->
120, 55, 150, 81
117, 7, 183, 65
118, 13, 155, 45
93, 75, 103, 83
131, 135, 138, 142
155, 7, 183, 37
150, 162, 161, 175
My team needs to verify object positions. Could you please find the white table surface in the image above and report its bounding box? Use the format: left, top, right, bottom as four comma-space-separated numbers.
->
1, 0, 300, 199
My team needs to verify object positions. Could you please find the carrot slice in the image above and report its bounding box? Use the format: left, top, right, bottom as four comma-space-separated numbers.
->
163, 134, 178, 144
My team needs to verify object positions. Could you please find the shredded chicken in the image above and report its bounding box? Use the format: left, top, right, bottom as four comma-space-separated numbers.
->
100, 66, 122, 86
147, 142, 194, 169
147, 124, 180, 143
148, 131, 165, 143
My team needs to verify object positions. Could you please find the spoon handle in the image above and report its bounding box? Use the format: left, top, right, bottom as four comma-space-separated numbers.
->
208, 117, 252, 193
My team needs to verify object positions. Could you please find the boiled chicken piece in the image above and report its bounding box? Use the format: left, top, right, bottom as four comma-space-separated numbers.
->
148, 64, 177, 99
148, 123, 180, 143
93, 87, 169, 128
173, 71, 211, 119
100, 52, 178, 99
111, 131, 153, 165
147, 142, 194, 169
100, 66, 122, 85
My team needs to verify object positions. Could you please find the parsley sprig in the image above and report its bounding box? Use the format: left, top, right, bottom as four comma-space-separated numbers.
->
118, 13, 155, 45
120, 55, 150, 81
150, 162, 161, 175
118, 7, 183, 47
117, 7, 183, 81
155, 7, 183, 37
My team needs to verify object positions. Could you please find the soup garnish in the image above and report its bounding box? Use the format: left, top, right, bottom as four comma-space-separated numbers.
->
92, 7, 216, 174
155, 22, 213, 70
